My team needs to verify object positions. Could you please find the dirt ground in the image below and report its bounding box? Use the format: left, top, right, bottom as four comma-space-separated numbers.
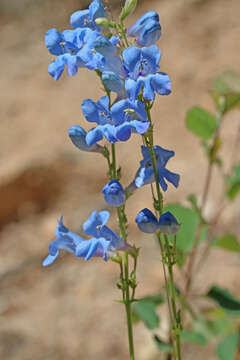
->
0, 0, 240, 359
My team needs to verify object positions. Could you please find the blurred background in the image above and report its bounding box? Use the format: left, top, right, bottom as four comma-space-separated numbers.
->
0, 0, 240, 359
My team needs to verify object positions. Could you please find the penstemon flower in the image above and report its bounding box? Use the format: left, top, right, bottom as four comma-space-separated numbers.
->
81, 96, 150, 145
43, 211, 130, 266
127, 10, 162, 47
134, 145, 180, 191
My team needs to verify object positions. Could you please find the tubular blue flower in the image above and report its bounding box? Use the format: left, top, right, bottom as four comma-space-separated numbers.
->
43, 211, 130, 266
70, 0, 106, 31
81, 96, 150, 146
135, 146, 180, 191
101, 71, 126, 95
159, 212, 180, 235
127, 11, 161, 47
82, 210, 130, 252
136, 208, 159, 233
94, 35, 120, 58
45, 29, 64, 55
123, 45, 171, 101
68, 125, 104, 153
42, 216, 84, 266
102, 180, 126, 207
46, 28, 106, 80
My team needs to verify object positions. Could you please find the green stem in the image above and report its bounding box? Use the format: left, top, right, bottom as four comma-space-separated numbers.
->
111, 143, 117, 179
143, 105, 163, 214
155, 232, 176, 357
124, 251, 135, 360
111, 143, 135, 360
119, 20, 129, 47
164, 235, 182, 360
144, 102, 182, 359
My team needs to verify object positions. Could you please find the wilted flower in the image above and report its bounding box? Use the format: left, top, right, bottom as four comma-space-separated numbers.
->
135, 208, 159, 233
159, 212, 180, 235
102, 180, 126, 207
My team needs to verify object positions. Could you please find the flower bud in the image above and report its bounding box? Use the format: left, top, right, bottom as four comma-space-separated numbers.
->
68, 125, 103, 153
102, 180, 126, 207
159, 212, 180, 235
102, 71, 125, 94
135, 208, 159, 233
94, 35, 118, 57
95, 17, 116, 28
120, 0, 138, 22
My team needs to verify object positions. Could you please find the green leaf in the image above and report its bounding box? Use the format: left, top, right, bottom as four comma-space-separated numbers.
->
163, 204, 207, 253
193, 316, 231, 341
214, 71, 240, 95
216, 332, 239, 360
226, 165, 240, 200
154, 335, 173, 353
141, 293, 165, 306
212, 71, 240, 114
214, 234, 240, 252
186, 107, 217, 139
132, 300, 159, 330
181, 330, 207, 346
207, 286, 240, 316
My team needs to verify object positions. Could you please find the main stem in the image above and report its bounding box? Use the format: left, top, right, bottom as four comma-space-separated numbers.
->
144, 104, 182, 360
111, 143, 135, 360
165, 235, 182, 360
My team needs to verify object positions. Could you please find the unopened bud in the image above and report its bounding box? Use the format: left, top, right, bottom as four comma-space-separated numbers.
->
120, 0, 138, 22
95, 17, 116, 28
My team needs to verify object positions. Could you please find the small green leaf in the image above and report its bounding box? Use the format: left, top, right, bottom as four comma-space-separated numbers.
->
163, 204, 207, 254
141, 293, 165, 306
212, 71, 240, 113
216, 332, 239, 360
214, 71, 240, 95
186, 107, 217, 140
181, 330, 207, 346
207, 286, 240, 316
226, 165, 240, 200
132, 300, 159, 330
214, 234, 240, 252
154, 335, 173, 353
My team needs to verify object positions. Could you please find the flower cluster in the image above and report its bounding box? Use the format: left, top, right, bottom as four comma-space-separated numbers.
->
43, 211, 130, 266
45, 0, 171, 145
43, 0, 180, 265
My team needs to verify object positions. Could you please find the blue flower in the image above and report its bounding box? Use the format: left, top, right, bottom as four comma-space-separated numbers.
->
82, 210, 130, 252
42, 216, 84, 266
135, 209, 180, 235
68, 125, 104, 153
136, 208, 159, 233
127, 11, 161, 47
81, 96, 150, 145
42, 211, 130, 266
159, 212, 180, 235
102, 180, 126, 207
135, 146, 180, 191
45, 29, 64, 55
123, 45, 171, 100
70, 0, 106, 31
46, 28, 106, 80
